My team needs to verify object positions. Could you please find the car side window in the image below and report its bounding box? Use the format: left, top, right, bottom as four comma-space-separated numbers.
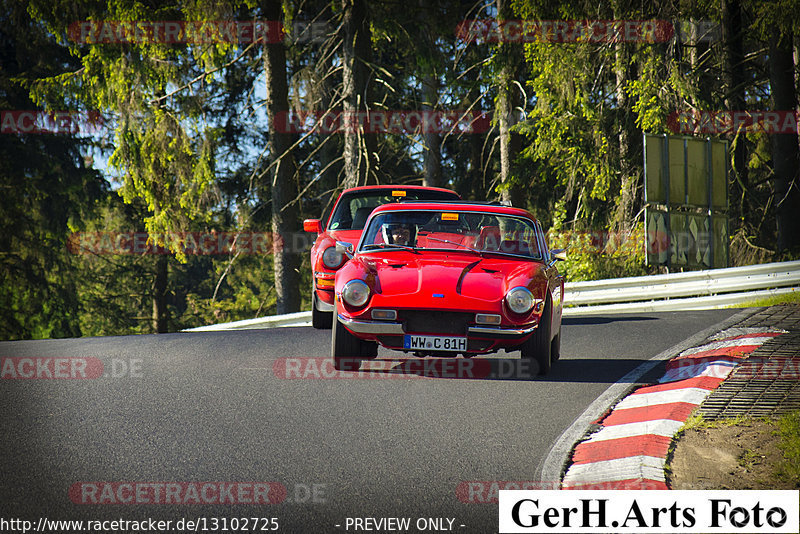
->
536, 222, 550, 260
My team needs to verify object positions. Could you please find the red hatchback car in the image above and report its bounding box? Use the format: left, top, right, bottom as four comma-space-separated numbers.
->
330, 201, 566, 374
303, 185, 460, 328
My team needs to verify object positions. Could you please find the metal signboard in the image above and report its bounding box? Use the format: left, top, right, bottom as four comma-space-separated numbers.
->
644, 133, 729, 269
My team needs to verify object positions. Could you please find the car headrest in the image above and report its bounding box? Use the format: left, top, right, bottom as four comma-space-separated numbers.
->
351, 206, 375, 230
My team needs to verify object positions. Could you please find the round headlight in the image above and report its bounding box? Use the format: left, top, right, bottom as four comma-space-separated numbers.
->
506, 286, 534, 314
342, 280, 370, 307
322, 246, 344, 269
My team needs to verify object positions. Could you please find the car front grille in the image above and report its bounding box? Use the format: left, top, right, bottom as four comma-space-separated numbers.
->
377, 335, 493, 354
402, 311, 472, 335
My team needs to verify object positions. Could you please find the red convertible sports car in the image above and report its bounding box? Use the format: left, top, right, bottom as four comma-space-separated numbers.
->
303, 185, 460, 328
331, 201, 566, 374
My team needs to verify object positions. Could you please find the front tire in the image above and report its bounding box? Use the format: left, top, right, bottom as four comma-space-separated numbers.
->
521, 297, 552, 375
331, 308, 377, 371
551, 324, 561, 361
332, 312, 362, 371
312, 292, 333, 329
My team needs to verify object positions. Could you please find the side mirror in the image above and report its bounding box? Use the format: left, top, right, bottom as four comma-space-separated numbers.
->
551, 249, 567, 261
336, 241, 354, 259
303, 219, 322, 233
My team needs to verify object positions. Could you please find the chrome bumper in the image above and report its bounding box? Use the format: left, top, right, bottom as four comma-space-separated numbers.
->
338, 314, 405, 335
468, 324, 537, 337
338, 314, 537, 338
314, 295, 335, 312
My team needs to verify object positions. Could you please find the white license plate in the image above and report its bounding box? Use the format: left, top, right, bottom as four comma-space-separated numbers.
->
403, 334, 467, 352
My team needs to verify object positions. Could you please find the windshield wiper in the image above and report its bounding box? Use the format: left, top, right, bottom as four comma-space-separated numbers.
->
425, 236, 483, 256
362, 243, 419, 253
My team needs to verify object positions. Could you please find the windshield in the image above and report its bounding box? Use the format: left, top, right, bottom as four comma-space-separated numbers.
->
327, 189, 459, 231
358, 209, 544, 260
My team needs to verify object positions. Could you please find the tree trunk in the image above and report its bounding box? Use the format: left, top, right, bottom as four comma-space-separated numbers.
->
152, 255, 169, 333
613, 43, 641, 232
419, 0, 442, 188
497, 80, 512, 205
316, 53, 341, 196
264, 0, 301, 314
614, 39, 633, 232
495, 0, 522, 206
768, 30, 800, 252
341, 0, 377, 188
721, 0, 748, 222
459, 45, 486, 200
613, 0, 643, 235
421, 74, 442, 188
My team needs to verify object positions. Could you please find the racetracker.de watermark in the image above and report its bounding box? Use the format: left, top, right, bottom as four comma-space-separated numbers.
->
668, 110, 800, 135
1, 110, 103, 135
667, 357, 800, 381
68, 20, 331, 45
548, 229, 720, 257
455, 19, 719, 44
275, 110, 490, 134
69, 482, 286, 504
0, 357, 142, 379
66, 231, 313, 256
498, 490, 798, 533
548, 230, 642, 255
273, 357, 543, 380
645, 230, 723, 256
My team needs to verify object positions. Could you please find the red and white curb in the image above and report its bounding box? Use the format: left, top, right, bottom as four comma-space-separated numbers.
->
561, 327, 786, 490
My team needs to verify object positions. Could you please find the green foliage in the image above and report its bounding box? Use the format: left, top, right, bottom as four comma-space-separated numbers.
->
515, 41, 614, 205
681, 413, 755, 430
178, 254, 276, 329
738, 448, 761, 470
0, 0, 107, 340
5, 0, 800, 339
626, 50, 671, 134
548, 224, 648, 282
28, 0, 245, 261
775, 411, 800, 486
13, 0, 300, 337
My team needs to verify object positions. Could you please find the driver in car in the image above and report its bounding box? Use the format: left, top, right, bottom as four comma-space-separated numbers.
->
381, 223, 414, 246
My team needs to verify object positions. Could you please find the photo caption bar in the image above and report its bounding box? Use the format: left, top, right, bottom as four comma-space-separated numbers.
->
498, 490, 799, 533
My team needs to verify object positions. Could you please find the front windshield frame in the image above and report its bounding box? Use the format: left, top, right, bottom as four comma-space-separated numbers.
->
326, 190, 459, 231
357, 209, 546, 261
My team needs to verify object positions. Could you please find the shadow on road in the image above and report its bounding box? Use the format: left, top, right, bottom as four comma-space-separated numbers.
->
562, 315, 659, 326
331, 355, 663, 384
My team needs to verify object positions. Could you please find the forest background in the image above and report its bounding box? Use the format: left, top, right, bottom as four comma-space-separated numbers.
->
2, 0, 799, 339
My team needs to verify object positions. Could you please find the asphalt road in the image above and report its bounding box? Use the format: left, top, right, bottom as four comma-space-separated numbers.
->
0, 309, 739, 533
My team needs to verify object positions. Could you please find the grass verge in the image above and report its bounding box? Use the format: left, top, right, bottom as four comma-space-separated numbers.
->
727, 292, 800, 308
775, 411, 800, 485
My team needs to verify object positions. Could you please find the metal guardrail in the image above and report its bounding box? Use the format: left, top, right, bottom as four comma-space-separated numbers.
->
564, 287, 798, 316
566, 260, 800, 310
184, 311, 312, 331
183, 260, 800, 331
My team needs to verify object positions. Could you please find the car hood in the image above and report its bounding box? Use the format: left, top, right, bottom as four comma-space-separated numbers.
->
324, 228, 363, 243
360, 252, 544, 303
